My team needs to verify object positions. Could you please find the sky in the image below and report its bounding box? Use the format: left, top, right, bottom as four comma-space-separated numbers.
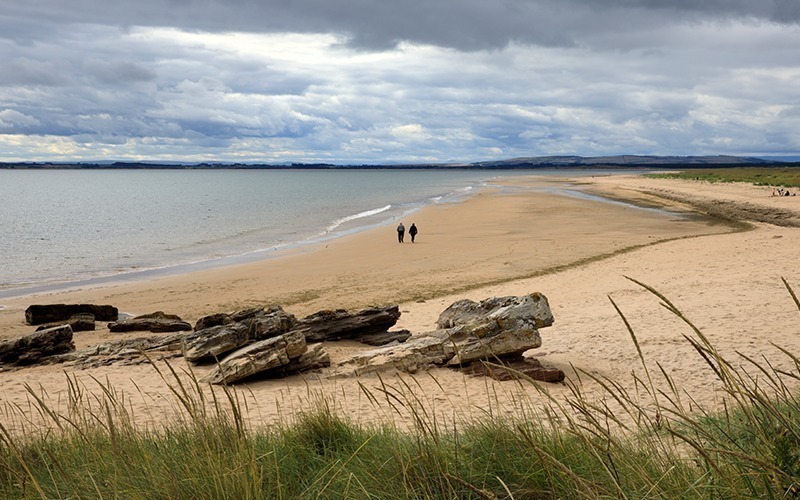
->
1, 1, 799, 164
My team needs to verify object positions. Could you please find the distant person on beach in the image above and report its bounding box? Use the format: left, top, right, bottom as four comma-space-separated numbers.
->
409, 223, 418, 243
397, 222, 405, 243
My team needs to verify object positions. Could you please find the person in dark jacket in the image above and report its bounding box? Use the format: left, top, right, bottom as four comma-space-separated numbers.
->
397, 222, 405, 243
409, 223, 418, 243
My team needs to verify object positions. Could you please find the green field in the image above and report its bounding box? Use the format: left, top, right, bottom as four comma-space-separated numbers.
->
648, 167, 800, 187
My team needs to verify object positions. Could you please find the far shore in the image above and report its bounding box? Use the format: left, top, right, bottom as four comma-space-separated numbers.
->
2, 173, 800, 432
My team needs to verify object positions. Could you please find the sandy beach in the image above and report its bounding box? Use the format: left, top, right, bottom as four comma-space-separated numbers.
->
2, 173, 800, 433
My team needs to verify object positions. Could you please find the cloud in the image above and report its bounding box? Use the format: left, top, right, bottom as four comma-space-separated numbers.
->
0, 2, 798, 162
0, 109, 41, 129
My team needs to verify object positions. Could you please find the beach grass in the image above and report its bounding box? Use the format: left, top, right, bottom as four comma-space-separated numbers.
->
647, 167, 800, 187
2, 279, 800, 498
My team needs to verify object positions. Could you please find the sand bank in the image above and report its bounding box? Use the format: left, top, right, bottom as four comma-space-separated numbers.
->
2, 174, 799, 432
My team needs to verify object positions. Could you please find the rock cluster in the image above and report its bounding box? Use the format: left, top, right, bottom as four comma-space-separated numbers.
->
336, 293, 555, 376
2, 294, 563, 384
186, 305, 404, 384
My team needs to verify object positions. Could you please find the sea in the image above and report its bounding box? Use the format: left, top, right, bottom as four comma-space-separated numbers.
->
0, 169, 527, 298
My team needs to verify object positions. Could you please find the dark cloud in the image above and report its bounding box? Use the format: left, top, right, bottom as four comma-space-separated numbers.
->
85, 60, 158, 85
0, 1, 798, 162
3, 0, 799, 51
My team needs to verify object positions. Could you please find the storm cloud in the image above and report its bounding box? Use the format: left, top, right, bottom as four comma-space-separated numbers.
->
0, 0, 798, 162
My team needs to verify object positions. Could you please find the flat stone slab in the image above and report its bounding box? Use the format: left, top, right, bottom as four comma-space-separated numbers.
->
461, 357, 565, 383
108, 311, 192, 333
25, 304, 118, 325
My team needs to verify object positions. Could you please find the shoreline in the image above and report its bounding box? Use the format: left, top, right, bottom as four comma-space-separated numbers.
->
0, 174, 725, 314
2, 173, 800, 433
0, 168, 503, 299
0, 172, 672, 303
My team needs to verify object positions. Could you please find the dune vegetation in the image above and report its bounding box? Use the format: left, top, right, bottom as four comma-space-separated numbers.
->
648, 167, 800, 188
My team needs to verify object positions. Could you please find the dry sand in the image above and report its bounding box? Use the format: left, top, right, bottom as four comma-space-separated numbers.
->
2, 174, 800, 433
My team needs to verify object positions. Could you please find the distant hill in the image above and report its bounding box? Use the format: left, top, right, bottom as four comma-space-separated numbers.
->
0, 155, 792, 170
470, 155, 774, 168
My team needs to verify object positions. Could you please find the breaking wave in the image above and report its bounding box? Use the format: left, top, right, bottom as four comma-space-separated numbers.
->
325, 204, 392, 233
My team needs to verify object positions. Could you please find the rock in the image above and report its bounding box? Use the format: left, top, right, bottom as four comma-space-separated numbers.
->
25, 304, 118, 325
261, 344, 331, 378
357, 329, 412, 346
202, 330, 308, 385
443, 324, 541, 366
337, 293, 553, 377
0, 325, 75, 365
184, 307, 296, 363
248, 309, 296, 340
295, 305, 401, 342
47, 333, 186, 368
193, 307, 274, 332
108, 311, 192, 333
462, 356, 565, 383
231, 307, 268, 323
436, 293, 554, 330
183, 323, 250, 362
35, 313, 96, 332
194, 313, 234, 332
339, 335, 452, 376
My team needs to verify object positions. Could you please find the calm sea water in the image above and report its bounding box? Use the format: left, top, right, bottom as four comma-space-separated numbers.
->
0, 169, 519, 296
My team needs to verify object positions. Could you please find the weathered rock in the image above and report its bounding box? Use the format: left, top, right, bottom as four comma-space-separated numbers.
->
108, 311, 192, 333
337, 293, 553, 377
47, 333, 186, 368
338, 334, 452, 376
295, 305, 401, 342
231, 307, 268, 323
248, 309, 296, 341
25, 304, 118, 325
184, 307, 296, 363
183, 323, 250, 362
35, 313, 96, 332
202, 330, 308, 385
0, 325, 75, 365
357, 329, 412, 346
443, 324, 541, 366
436, 293, 554, 330
263, 344, 331, 378
462, 356, 565, 383
194, 313, 234, 332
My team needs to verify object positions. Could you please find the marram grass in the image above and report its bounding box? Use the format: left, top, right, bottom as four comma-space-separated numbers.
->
2, 278, 800, 499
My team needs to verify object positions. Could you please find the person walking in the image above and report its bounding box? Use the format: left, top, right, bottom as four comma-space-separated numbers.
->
397, 222, 405, 243
409, 223, 418, 243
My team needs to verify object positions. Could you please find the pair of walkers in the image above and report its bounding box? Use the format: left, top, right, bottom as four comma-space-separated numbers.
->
396, 222, 418, 243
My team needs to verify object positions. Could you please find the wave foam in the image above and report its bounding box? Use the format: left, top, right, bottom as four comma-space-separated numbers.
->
326, 204, 392, 233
